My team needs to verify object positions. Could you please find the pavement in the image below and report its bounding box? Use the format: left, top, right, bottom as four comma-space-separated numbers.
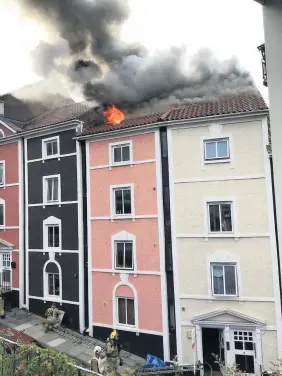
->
1, 308, 145, 373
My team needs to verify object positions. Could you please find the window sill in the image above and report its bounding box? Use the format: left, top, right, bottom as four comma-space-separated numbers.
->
43, 202, 61, 207
116, 323, 136, 329
110, 161, 132, 168
43, 296, 62, 303
42, 155, 60, 161
206, 232, 237, 238
111, 215, 134, 221
204, 159, 230, 165
211, 295, 238, 300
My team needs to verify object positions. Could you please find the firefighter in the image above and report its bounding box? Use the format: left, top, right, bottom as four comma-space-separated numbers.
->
106, 330, 120, 374
43, 303, 59, 333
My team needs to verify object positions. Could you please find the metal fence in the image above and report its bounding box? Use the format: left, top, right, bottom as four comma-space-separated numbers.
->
0, 334, 102, 376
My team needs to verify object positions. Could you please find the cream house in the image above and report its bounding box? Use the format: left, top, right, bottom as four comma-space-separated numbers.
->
166, 91, 282, 374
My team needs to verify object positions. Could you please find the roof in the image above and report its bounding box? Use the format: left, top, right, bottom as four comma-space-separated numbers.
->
23, 102, 91, 130
82, 89, 268, 136
0, 239, 14, 250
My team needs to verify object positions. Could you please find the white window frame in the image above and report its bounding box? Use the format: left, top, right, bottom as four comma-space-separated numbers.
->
211, 263, 238, 297
0, 198, 5, 228
42, 175, 61, 205
0, 160, 4, 186
204, 197, 238, 236
111, 231, 136, 271
109, 141, 133, 167
110, 184, 135, 219
113, 282, 139, 329
43, 216, 62, 251
116, 297, 136, 326
42, 136, 60, 160
207, 252, 242, 299
43, 260, 62, 301
0, 252, 12, 292
200, 133, 234, 168
204, 138, 230, 161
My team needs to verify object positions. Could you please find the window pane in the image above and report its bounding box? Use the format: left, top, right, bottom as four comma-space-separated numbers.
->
0, 163, 3, 184
217, 140, 229, 158
123, 189, 132, 214
114, 147, 122, 163
47, 180, 52, 201
48, 226, 54, 247
116, 243, 125, 268
0, 204, 3, 226
48, 274, 54, 295
127, 299, 135, 325
205, 142, 216, 159
54, 226, 60, 247
118, 298, 126, 324
115, 190, 123, 214
124, 243, 133, 269
54, 274, 60, 296
213, 265, 224, 294
122, 146, 130, 161
220, 204, 232, 231
46, 142, 53, 156
209, 204, 220, 232
225, 265, 236, 295
52, 141, 58, 155
53, 178, 59, 201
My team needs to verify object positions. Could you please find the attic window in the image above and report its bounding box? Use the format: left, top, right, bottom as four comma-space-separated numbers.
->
0, 130, 4, 138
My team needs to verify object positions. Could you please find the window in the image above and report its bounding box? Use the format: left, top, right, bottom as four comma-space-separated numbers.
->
0, 253, 11, 292
117, 297, 135, 326
113, 187, 132, 216
0, 162, 4, 185
211, 263, 237, 296
43, 216, 61, 250
44, 261, 61, 299
48, 273, 60, 296
115, 242, 133, 270
111, 142, 132, 165
43, 175, 60, 204
42, 137, 59, 159
0, 130, 4, 139
47, 225, 60, 248
0, 200, 4, 227
208, 202, 233, 232
204, 138, 230, 161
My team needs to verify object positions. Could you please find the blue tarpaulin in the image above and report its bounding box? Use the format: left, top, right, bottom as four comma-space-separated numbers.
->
143, 354, 166, 368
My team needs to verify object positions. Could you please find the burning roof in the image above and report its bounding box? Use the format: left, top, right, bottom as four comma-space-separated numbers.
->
13, 89, 267, 136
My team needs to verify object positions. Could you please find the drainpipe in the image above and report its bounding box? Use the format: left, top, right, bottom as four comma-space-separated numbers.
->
268, 149, 282, 316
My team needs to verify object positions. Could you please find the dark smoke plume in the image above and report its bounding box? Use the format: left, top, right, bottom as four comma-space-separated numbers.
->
18, 0, 254, 112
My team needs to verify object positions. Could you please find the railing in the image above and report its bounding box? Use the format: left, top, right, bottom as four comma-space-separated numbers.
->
257, 43, 268, 87
0, 335, 102, 376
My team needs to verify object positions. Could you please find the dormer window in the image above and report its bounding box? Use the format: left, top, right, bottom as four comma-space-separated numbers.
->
0, 130, 4, 139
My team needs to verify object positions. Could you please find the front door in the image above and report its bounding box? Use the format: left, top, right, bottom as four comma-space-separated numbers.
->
232, 330, 256, 375
0, 252, 11, 292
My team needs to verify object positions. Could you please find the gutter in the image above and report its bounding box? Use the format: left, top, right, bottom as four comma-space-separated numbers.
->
76, 109, 269, 141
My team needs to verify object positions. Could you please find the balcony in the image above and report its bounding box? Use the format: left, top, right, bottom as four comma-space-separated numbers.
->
258, 43, 268, 87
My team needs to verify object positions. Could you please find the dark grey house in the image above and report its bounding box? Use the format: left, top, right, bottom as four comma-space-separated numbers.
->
23, 103, 91, 331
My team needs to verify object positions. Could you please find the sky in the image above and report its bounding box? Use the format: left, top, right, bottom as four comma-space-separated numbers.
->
0, 0, 267, 100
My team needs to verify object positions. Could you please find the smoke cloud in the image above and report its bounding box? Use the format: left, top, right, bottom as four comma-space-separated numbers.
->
18, 0, 254, 112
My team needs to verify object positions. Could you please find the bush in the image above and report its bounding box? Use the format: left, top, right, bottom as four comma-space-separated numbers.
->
0, 341, 90, 376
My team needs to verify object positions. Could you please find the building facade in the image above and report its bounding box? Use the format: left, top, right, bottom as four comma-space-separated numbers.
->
0, 116, 22, 307
85, 130, 170, 358
167, 112, 282, 373
25, 124, 85, 331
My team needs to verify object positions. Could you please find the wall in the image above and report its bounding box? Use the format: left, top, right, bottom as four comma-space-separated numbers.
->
0, 140, 20, 297
88, 131, 165, 358
168, 117, 279, 367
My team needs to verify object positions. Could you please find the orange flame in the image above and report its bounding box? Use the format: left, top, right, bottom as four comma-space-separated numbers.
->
104, 106, 125, 125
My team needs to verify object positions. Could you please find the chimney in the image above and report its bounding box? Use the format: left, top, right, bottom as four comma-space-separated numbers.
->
0, 101, 4, 116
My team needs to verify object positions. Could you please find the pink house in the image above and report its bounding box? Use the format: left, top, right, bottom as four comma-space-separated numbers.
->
0, 119, 23, 306
86, 129, 169, 359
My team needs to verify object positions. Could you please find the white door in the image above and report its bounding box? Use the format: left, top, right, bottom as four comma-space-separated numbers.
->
232, 330, 256, 375
0, 252, 11, 292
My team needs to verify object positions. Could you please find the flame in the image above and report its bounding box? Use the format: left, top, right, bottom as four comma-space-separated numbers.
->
104, 106, 125, 125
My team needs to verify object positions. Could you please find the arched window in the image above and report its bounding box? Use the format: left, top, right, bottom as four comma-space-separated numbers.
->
43, 261, 62, 301
113, 282, 138, 328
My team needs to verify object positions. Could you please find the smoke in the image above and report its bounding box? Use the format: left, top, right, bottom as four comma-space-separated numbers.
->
18, 0, 254, 112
